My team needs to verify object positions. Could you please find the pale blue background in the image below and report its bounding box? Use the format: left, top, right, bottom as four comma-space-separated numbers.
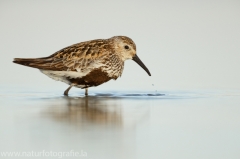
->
1, 0, 240, 91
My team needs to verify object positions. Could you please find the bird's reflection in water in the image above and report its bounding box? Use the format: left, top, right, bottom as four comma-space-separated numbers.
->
43, 96, 125, 128
43, 95, 150, 129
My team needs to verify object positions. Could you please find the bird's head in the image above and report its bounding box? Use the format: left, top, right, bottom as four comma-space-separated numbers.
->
110, 36, 151, 76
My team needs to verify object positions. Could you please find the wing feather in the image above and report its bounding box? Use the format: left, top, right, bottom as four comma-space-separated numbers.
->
14, 39, 112, 71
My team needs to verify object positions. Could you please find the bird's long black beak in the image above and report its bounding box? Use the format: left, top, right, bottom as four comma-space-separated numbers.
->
132, 55, 151, 76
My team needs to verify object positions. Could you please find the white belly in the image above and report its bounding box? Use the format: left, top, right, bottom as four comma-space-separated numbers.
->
40, 69, 90, 88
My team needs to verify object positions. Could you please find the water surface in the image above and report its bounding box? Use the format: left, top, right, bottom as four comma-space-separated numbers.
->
0, 86, 240, 159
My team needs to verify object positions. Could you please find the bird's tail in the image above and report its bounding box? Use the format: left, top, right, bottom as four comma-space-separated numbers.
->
13, 57, 55, 70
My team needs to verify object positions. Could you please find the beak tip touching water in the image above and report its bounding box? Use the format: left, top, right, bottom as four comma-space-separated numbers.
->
132, 55, 151, 76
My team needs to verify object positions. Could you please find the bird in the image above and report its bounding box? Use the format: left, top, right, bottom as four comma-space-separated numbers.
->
13, 36, 151, 96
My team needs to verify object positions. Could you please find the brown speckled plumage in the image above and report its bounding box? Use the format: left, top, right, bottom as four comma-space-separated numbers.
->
13, 36, 151, 95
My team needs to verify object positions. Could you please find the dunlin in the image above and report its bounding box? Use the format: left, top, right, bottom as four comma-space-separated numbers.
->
13, 36, 151, 95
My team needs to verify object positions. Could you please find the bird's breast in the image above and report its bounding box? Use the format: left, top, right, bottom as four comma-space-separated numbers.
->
100, 54, 124, 79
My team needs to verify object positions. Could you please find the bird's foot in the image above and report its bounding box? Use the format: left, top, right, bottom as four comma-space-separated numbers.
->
85, 88, 88, 96
64, 85, 74, 96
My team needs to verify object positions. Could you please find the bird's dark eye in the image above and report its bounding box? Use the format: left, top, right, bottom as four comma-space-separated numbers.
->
124, 45, 129, 50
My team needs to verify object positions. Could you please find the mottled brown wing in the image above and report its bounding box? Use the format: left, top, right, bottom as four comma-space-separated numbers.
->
51, 39, 110, 71
14, 39, 112, 71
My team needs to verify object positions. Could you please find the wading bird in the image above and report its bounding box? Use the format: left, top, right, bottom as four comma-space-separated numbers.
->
13, 36, 151, 96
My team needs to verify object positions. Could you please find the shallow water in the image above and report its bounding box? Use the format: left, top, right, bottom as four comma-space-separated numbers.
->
0, 86, 240, 159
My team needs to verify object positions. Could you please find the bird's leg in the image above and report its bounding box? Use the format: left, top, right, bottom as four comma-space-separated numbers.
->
85, 88, 88, 96
64, 84, 74, 96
